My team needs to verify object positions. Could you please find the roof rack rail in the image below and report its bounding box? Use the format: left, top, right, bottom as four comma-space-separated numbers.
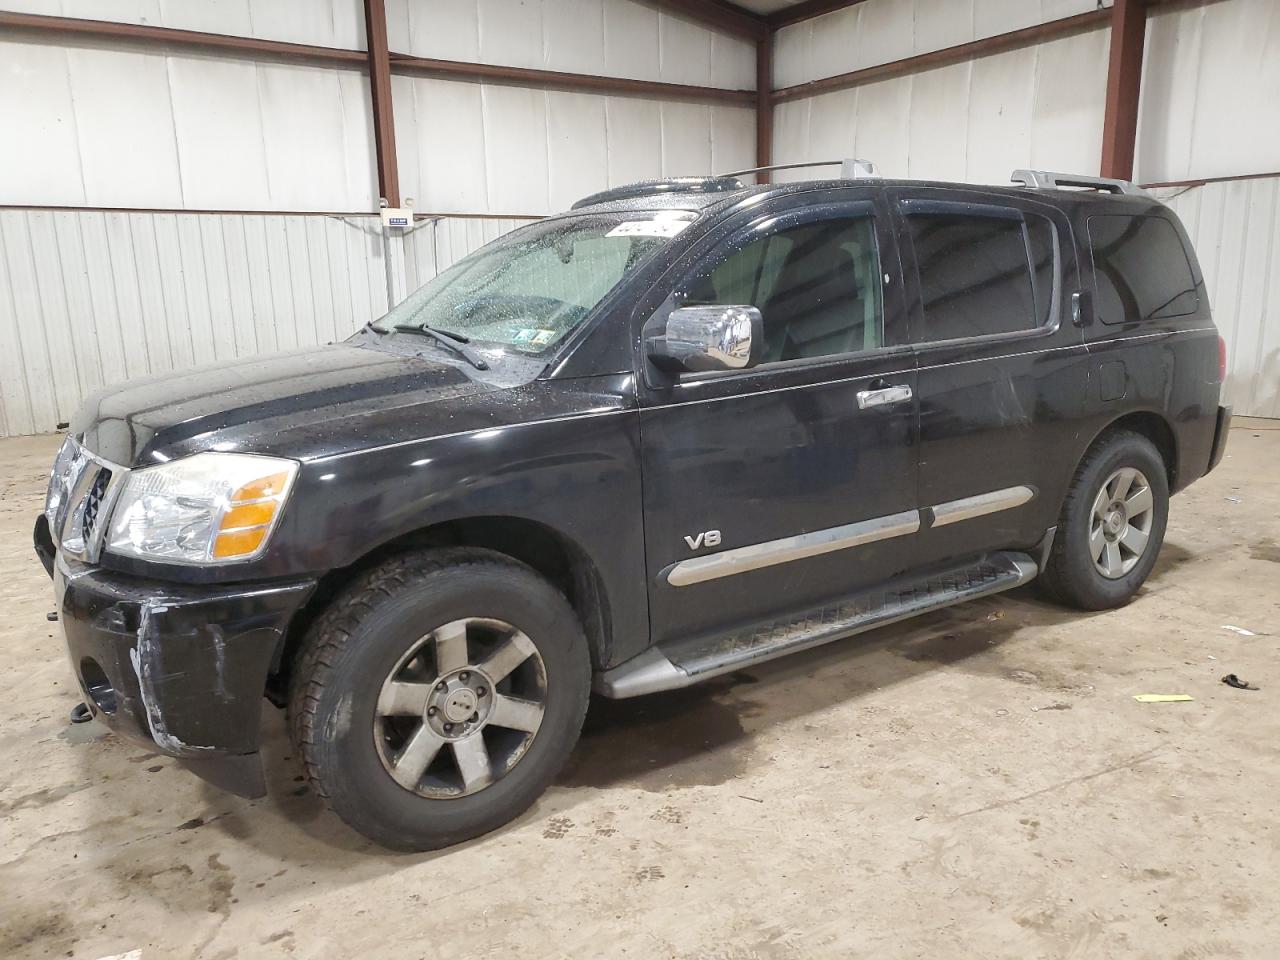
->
1011, 169, 1148, 196
720, 158, 880, 180
571, 177, 743, 210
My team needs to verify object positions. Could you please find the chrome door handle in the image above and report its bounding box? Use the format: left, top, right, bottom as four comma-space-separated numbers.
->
856, 384, 912, 409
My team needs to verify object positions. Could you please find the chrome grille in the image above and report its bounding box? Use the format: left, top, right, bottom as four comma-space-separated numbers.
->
81, 467, 112, 542
45, 438, 128, 563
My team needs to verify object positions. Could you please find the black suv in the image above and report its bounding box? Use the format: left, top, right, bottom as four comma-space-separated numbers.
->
35, 165, 1231, 850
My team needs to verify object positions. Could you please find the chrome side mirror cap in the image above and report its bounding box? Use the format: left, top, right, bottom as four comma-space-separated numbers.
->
646, 305, 763, 374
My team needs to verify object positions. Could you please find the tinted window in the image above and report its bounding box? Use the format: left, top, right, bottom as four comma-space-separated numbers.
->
1088, 215, 1199, 325
906, 211, 1055, 342
686, 216, 883, 363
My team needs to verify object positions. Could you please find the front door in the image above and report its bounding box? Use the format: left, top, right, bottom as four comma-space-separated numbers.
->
637, 192, 920, 647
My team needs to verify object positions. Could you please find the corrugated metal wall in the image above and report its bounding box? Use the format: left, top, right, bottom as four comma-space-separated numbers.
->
0, 210, 532, 438
0, 0, 757, 215
772, 28, 1109, 185
1158, 177, 1280, 420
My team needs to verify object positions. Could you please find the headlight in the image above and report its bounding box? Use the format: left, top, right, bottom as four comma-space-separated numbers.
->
105, 452, 299, 564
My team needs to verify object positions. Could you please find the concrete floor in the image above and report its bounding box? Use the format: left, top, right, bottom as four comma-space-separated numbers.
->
1, 422, 1277, 959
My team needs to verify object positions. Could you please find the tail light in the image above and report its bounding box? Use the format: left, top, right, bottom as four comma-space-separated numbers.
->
1218, 336, 1227, 383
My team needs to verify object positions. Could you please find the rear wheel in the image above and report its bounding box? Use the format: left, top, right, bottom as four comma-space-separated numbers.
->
288, 548, 591, 850
1039, 430, 1169, 610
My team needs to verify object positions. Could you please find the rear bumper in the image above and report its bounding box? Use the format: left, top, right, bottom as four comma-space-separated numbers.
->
1206, 404, 1232, 475
43, 525, 315, 798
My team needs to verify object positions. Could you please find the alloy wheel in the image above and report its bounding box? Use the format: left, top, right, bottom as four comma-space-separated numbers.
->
1089, 467, 1155, 579
373, 618, 547, 798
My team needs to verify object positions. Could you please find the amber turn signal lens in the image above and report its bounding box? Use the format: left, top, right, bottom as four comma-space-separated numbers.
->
232, 471, 292, 502
220, 501, 276, 530
213, 526, 268, 559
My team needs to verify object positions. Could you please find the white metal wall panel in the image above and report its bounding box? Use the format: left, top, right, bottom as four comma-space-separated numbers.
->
773, 0, 1103, 89
395, 77, 755, 215
0, 210, 527, 437
0, 40, 88, 207
384, 0, 754, 89
4, 0, 367, 49
772, 29, 1107, 185
1159, 177, 1280, 419
1, 37, 378, 212
1137, 0, 1280, 184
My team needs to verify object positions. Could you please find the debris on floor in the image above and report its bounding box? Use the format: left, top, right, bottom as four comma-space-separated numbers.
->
1133, 694, 1195, 703
1221, 624, 1259, 636
1221, 673, 1260, 691
1224, 495, 1242, 503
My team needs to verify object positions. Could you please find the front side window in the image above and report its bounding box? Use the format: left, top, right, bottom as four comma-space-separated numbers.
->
375, 212, 691, 354
906, 210, 1055, 342
1088, 214, 1199, 325
684, 216, 884, 364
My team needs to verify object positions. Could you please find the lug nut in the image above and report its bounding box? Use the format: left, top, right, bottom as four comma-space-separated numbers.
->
427, 706, 437, 717
444, 722, 454, 733
435, 681, 447, 692
460, 671, 470, 682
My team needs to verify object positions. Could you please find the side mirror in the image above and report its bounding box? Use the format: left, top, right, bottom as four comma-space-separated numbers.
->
646, 305, 763, 374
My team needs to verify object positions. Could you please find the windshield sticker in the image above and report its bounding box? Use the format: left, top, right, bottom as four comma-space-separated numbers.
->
512, 328, 557, 347
606, 219, 693, 239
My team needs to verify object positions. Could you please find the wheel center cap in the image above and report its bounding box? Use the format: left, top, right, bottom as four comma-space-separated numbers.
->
1105, 509, 1125, 535
442, 689, 477, 723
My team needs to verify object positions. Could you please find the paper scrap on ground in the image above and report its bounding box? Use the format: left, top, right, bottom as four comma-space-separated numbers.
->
1133, 694, 1194, 703
1221, 624, 1258, 636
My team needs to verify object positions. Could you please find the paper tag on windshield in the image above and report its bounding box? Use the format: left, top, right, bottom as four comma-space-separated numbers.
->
513, 328, 556, 346
606, 219, 692, 239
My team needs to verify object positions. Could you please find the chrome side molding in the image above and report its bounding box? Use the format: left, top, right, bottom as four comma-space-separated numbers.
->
928, 485, 1035, 528
665, 510, 920, 587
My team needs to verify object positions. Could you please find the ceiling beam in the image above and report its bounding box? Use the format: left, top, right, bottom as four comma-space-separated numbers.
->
1100, 0, 1148, 180
765, 0, 870, 30
389, 54, 755, 105
648, 0, 770, 40
771, 8, 1110, 102
0, 10, 367, 65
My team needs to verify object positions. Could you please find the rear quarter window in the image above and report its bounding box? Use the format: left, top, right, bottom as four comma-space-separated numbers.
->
906, 210, 1056, 343
1088, 214, 1199, 325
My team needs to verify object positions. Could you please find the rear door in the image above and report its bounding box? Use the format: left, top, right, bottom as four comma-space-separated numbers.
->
637, 189, 920, 647
890, 188, 1088, 568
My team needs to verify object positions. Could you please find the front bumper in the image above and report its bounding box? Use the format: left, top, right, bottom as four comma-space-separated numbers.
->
39, 517, 315, 797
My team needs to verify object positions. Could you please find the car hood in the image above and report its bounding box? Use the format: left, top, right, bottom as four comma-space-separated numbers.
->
71, 340, 511, 467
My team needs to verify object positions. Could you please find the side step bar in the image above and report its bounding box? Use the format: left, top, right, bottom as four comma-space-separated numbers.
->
595, 551, 1038, 699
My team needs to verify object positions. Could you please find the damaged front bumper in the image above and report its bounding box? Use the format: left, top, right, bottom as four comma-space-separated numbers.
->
40, 517, 315, 798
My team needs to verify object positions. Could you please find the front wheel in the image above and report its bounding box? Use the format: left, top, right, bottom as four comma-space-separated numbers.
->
288, 548, 591, 850
1039, 430, 1169, 610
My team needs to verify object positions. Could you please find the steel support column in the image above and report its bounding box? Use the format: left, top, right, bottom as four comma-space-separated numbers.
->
755, 36, 774, 182
363, 0, 400, 208
1100, 0, 1149, 181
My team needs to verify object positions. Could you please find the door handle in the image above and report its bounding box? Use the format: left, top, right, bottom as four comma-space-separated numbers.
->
856, 383, 912, 409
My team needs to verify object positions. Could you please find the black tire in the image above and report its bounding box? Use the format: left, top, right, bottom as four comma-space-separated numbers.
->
288, 548, 591, 851
1039, 429, 1169, 610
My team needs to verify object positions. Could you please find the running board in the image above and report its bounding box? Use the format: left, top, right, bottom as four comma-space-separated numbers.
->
595, 551, 1038, 699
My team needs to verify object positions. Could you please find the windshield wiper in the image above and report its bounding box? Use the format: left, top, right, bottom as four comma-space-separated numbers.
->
392, 323, 489, 370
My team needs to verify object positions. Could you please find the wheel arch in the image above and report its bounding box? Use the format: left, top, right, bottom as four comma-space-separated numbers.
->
1077, 410, 1179, 490
269, 516, 614, 701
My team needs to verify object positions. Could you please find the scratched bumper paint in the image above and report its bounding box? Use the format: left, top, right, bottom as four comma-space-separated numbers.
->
50, 546, 315, 798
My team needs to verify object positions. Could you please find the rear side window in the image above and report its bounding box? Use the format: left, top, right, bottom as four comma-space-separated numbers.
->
1088, 215, 1199, 325
906, 211, 1056, 343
